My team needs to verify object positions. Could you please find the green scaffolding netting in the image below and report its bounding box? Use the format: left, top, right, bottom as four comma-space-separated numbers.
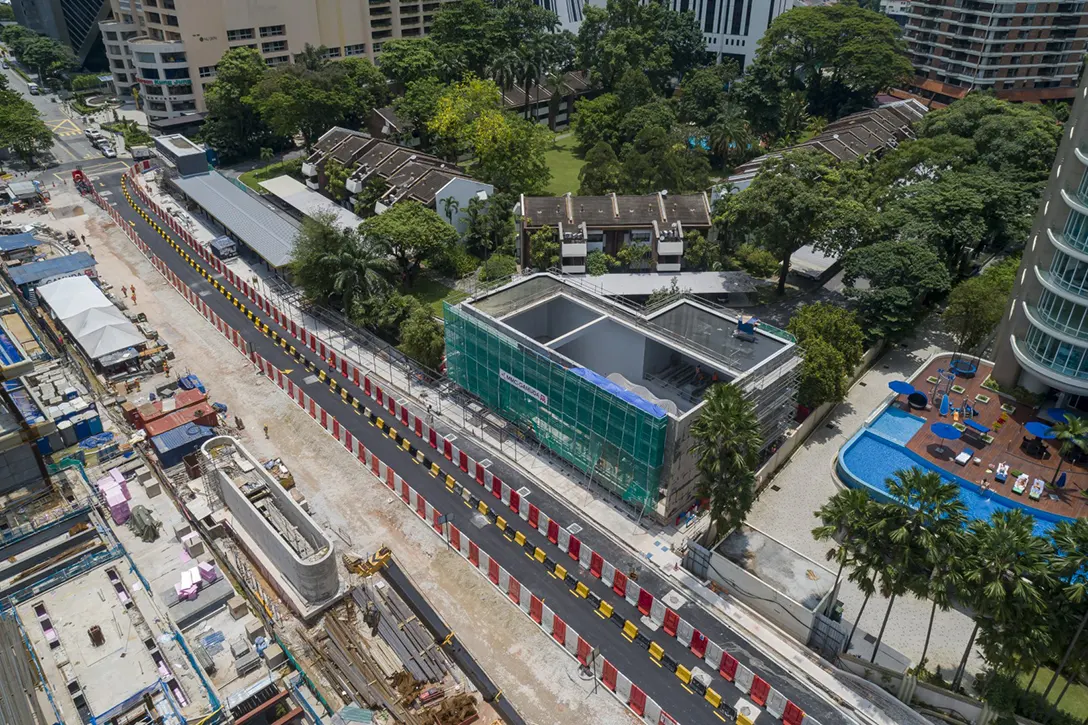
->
444, 303, 667, 509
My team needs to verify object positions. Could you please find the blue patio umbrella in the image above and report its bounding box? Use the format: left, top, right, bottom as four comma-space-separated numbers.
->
1056, 471, 1068, 489
1025, 421, 1058, 439
889, 380, 915, 396
930, 421, 962, 455
1046, 408, 1071, 423
940, 394, 950, 417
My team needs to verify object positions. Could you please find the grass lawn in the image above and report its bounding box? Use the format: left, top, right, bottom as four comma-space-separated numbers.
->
403, 276, 468, 316
545, 134, 584, 195
1019, 667, 1088, 718
238, 158, 303, 192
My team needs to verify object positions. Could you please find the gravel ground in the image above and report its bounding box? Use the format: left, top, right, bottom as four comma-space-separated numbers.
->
44, 188, 635, 725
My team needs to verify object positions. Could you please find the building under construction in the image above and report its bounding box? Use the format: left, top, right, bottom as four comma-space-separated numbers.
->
444, 273, 801, 525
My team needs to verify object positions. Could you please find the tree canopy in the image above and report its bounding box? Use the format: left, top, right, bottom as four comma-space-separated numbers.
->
360, 200, 459, 284
788, 303, 864, 409
0, 87, 53, 167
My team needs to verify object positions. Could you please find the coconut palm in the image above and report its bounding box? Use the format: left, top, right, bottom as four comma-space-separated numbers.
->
518, 43, 545, 120
812, 488, 876, 603
321, 235, 395, 313
1050, 415, 1088, 485
1039, 519, 1088, 713
867, 467, 967, 662
689, 383, 761, 540
709, 105, 753, 169
916, 529, 966, 670
951, 509, 1056, 690
488, 50, 519, 98
440, 196, 460, 225
843, 533, 881, 655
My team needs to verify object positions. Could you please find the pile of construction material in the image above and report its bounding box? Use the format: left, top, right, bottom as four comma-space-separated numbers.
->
354, 581, 449, 685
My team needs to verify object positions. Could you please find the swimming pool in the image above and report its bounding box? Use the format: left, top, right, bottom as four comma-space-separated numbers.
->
867, 407, 926, 445
838, 427, 1063, 537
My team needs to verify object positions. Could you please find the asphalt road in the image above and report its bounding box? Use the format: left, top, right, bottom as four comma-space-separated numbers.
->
1, 61, 122, 175
100, 172, 851, 725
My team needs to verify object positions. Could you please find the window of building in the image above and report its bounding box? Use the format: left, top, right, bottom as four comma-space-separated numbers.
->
226, 28, 255, 41
144, 0, 157, 5
139, 67, 160, 79
160, 51, 186, 63
147, 12, 162, 23
265, 55, 290, 66
121, 14, 133, 22
1025, 324, 1088, 379
259, 24, 285, 37
107, 45, 121, 55
199, 65, 216, 78
104, 31, 117, 40
164, 14, 179, 26
166, 31, 182, 41
1037, 289, 1088, 341
135, 51, 156, 63
163, 67, 190, 80
344, 43, 367, 56
163, 0, 176, 8
262, 40, 288, 53
323, 47, 342, 58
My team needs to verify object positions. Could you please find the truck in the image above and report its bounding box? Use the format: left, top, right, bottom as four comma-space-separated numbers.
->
129, 145, 152, 161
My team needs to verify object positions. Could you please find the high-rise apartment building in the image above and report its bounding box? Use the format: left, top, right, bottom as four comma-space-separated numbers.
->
992, 70, 1088, 409
904, 0, 1086, 103
12, 0, 110, 68
99, 0, 454, 129
541, 0, 792, 69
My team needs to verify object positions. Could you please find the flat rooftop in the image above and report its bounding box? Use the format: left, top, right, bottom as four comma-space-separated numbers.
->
715, 525, 832, 611
157, 134, 205, 156
469, 274, 791, 416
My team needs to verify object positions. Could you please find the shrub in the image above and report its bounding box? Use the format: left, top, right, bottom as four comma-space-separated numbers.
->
734, 243, 780, 278
479, 254, 518, 282
586, 250, 617, 276
432, 244, 480, 279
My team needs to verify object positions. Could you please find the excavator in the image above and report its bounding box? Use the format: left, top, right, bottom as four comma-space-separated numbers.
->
71, 168, 93, 196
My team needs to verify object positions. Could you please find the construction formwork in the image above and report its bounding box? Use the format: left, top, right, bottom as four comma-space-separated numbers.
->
443, 302, 668, 508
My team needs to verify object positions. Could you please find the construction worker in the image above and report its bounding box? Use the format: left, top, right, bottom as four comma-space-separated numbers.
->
130, 290, 136, 305
263, 425, 269, 439
121, 285, 127, 297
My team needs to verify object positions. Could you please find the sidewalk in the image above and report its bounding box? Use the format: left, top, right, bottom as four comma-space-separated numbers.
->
134, 168, 921, 724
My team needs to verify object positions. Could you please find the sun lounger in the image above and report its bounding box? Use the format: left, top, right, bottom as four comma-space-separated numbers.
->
954, 447, 974, 466
1013, 474, 1029, 494
995, 463, 1009, 482
1030, 479, 1046, 500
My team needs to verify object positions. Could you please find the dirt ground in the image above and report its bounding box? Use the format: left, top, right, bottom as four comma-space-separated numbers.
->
20, 188, 635, 725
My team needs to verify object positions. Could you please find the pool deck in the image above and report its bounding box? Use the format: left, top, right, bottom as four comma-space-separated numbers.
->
901, 358, 1088, 521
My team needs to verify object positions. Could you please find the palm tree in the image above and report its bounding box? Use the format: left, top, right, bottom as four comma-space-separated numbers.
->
867, 468, 967, 662
917, 530, 965, 670
440, 196, 460, 225
778, 91, 811, 145
709, 105, 753, 169
518, 43, 544, 121
688, 383, 761, 541
543, 69, 566, 131
952, 509, 1056, 690
843, 536, 881, 656
488, 50, 519, 98
812, 489, 876, 607
320, 235, 395, 312
1050, 415, 1088, 485
1039, 519, 1088, 713
259, 147, 274, 163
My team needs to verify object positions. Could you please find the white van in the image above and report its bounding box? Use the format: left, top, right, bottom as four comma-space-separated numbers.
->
27, 83, 39, 95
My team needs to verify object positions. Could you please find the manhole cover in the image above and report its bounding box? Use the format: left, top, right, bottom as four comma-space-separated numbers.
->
770, 484, 781, 492
567, 523, 582, 535
472, 514, 488, 529
303, 375, 319, 385
662, 590, 685, 609
517, 487, 531, 497
199, 290, 211, 297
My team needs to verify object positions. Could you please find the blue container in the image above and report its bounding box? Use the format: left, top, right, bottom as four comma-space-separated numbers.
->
87, 414, 103, 435
36, 436, 52, 455
73, 414, 92, 441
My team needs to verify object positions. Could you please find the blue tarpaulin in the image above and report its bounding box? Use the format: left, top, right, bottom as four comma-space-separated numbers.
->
569, 367, 667, 419
0, 231, 39, 253
7, 251, 97, 286
178, 374, 206, 394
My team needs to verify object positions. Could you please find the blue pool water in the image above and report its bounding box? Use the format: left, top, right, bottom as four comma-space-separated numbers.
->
839, 428, 1061, 537
867, 407, 926, 445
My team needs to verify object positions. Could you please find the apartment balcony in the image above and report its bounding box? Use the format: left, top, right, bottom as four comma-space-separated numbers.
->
657, 238, 683, 256
562, 263, 586, 274
306, 178, 320, 190
346, 176, 364, 194
561, 240, 587, 257
302, 161, 318, 178
1009, 333, 1088, 395
656, 260, 681, 272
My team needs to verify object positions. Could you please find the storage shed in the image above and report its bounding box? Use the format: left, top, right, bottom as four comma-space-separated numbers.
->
151, 423, 215, 468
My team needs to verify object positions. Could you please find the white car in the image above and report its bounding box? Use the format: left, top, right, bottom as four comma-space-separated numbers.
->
101, 145, 116, 158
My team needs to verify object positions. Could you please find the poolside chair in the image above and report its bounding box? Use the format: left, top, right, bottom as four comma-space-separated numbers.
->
995, 463, 1009, 482
954, 447, 974, 466
1013, 474, 1029, 495
1030, 479, 1046, 501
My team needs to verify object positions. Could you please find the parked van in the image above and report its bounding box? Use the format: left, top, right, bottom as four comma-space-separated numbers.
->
27, 83, 39, 95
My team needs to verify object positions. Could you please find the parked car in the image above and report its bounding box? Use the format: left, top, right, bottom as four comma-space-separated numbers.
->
101, 145, 117, 158
27, 83, 39, 95
84, 128, 102, 141
1, 61, 9, 69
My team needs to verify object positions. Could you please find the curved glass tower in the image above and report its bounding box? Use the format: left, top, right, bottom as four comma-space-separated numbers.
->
995, 71, 1088, 402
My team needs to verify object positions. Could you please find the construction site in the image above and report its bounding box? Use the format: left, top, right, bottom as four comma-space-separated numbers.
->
0, 221, 514, 725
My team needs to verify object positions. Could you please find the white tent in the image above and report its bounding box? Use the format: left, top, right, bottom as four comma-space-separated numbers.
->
37, 276, 145, 361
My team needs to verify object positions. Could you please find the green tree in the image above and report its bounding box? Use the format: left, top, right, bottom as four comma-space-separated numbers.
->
734, 3, 911, 125
479, 253, 518, 281
440, 196, 460, 225
795, 339, 849, 410
471, 112, 552, 194
20, 36, 73, 82
0, 4, 14, 20
1038, 519, 1088, 716
943, 261, 1017, 356
200, 48, 280, 162
616, 242, 651, 270
952, 510, 1057, 690
430, 0, 560, 78
618, 98, 677, 146
393, 77, 447, 152
399, 306, 446, 370
689, 383, 761, 538
868, 468, 967, 662
291, 212, 357, 305
813, 488, 881, 617
842, 240, 951, 340
718, 148, 860, 295
709, 104, 755, 168
1049, 416, 1088, 488
788, 303, 864, 409
294, 43, 329, 72
528, 225, 559, 270
324, 234, 396, 312
378, 38, 440, 87
578, 141, 623, 195
620, 125, 710, 194
461, 192, 516, 257
353, 177, 388, 217
586, 250, 616, 275
676, 62, 737, 127
324, 158, 351, 202
571, 93, 622, 154
0, 26, 37, 58
682, 230, 718, 271
0, 91, 54, 166
361, 200, 459, 283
